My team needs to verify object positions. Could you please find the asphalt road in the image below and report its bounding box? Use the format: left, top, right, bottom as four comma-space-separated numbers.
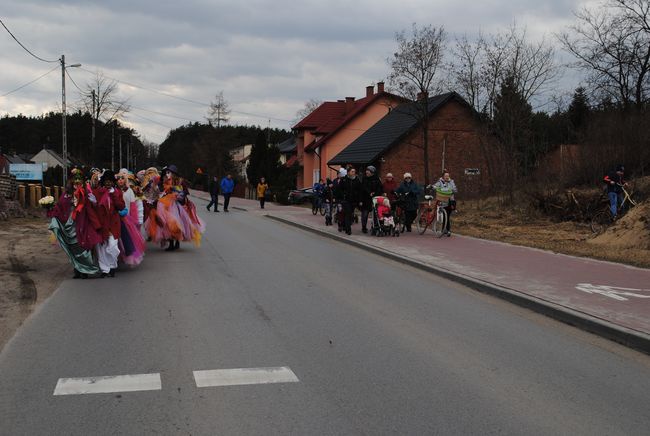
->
2, 207, 650, 435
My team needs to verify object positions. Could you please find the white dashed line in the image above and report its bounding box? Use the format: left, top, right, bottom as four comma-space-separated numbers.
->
53, 373, 162, 396
193, 366, 299, 388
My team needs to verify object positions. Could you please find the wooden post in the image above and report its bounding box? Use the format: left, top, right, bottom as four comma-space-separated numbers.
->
18, 185, 26, 208
29, 184, 36, 208
54, 186, 60, 202
35, 185, 42, 203
46, 187, 52, 197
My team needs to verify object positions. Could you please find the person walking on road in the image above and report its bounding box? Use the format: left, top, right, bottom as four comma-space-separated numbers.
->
396, 172, 421, 232
332, 168, 347, 231
361, 166, 383, 234
338, 167, 363, 235
432, 170, 458, 236
220, 174, 235, 212
257, 177, 269, 209
603, 164, 627, 219
207, 176, 220, 212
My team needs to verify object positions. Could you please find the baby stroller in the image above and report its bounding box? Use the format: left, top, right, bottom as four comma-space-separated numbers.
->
370, 196, 398, 237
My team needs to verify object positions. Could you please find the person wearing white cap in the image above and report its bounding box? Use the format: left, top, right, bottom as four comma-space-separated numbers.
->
382, 172, 398, 202
395, 172, 421, 231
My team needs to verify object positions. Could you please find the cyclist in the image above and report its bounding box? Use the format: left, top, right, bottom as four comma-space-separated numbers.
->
395, 172, 421, 232
312, 178, 325, 211
431, 170, 458, 236
603, 164, 627, 219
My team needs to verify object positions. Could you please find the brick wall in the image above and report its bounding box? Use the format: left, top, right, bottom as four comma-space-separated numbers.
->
379, 100, 500, 197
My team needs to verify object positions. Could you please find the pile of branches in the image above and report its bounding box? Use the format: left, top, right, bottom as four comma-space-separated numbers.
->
527, 187, 606, 222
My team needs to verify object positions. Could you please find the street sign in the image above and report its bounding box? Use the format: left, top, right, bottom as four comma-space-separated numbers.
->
9, 163, 43, 181
464, 168, 480, 175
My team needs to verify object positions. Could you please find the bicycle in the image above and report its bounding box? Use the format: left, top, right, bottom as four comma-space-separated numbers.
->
416, 193, 448, 237
590, 184, 637, 234
392, 193, 407, 234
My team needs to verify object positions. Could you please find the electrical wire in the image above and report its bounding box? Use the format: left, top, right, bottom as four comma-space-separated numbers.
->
77, 66, 292, 123
128, 111, 175, 130
1, 65, 59, 97
65, 68, 84, 94
0, 17, 59, 63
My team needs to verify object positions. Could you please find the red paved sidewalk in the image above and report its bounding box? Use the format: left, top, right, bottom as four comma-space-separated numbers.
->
191, 190, 650, 350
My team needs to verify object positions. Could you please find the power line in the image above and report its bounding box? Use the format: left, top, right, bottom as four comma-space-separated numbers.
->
129, 104, 200, 123
0, 18, 58, 63
1, 65, 59, 97
65, 68, 84, 94
77, 66, 292, 123
128, 111, 175, 130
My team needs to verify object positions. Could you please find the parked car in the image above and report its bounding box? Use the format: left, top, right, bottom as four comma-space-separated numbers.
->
288, 187, 315, 204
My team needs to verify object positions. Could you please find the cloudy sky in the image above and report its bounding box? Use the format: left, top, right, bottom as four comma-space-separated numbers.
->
1, 0, 592, 144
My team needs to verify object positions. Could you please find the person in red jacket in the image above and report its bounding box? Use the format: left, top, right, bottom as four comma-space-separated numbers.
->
382, 172, 398, 202
93, 170, 126, 277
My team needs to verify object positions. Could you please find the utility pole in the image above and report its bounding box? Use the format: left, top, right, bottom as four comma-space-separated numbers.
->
60, 55, 81, 185
111, 121, 115, 171
91, 89, 96, 165
119, 134, 122, 169
61, 55, 67, 186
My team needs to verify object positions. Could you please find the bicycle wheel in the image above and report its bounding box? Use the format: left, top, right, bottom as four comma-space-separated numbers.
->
311, 202, 318, 215
319, 205, 326, 216
590, 209, 610, 234
417, 208, 431, 234
395, 207, 406, 233
432, 207, 447, 237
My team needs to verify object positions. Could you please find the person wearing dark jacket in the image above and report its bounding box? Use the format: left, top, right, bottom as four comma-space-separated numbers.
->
206, 176, 220, 212
395, 172, 421, 232
382, 172, 398, 202
332, 168, 347, 231
338, 168, 363, 235
603, 164, 627, 218
361, 165, 383, 233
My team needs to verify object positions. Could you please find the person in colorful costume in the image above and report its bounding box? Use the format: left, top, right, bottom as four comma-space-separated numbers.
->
47, 168, 101, 279
93, 170, 126, 277
140, 167, 161, 228
146, 165, 204, 251
116, 169, 146, 266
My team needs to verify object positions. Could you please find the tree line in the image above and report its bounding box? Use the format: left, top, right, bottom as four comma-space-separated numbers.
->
387, 0, 650, 194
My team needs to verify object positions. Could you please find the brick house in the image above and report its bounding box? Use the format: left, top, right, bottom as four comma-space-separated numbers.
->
328, 92, 499, 196
292, 82, 406, 188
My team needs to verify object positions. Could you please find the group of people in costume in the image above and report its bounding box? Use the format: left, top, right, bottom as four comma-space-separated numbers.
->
47, 165, 204, 279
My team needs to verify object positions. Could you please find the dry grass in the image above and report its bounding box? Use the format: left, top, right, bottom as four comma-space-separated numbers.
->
454, 194, 650, 269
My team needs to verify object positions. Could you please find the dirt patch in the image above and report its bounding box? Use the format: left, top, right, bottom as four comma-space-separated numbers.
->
0, 217, 69, 350
454, 196, 650, 269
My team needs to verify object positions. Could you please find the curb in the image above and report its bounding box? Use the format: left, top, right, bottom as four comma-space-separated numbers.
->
266, 214, 650, 356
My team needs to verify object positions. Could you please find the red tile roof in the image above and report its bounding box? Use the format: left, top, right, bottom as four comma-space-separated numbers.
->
293, 92, 408, 152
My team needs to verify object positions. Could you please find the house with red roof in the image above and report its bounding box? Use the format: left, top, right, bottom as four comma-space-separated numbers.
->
292, 82, 407, 188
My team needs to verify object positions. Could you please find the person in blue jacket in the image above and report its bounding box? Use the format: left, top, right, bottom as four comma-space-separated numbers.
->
220, 174, 235, 212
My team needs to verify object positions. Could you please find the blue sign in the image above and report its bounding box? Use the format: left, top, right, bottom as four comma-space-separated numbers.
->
9, 163, 43, 181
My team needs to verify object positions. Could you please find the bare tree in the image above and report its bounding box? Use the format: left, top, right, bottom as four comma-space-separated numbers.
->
293, 98, 323, 125
559, 0, 650, 109
78, 71, 130, 164
387, 23, 446, 182
449, 33, 485, 113
450, 26, 558, 119
207, 91, 230, 128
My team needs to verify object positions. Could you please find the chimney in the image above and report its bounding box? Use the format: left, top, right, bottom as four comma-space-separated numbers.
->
377, 82, 385, 93
366, 85, 374, 98
345, 96, 355, 113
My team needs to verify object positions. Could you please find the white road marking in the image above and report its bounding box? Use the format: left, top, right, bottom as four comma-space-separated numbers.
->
575, 283, 650, 301
53, 373, 162, 396
193, 366, 299, 388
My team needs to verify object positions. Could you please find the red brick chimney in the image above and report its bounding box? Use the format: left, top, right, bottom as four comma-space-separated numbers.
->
377, 82, 385, 93
345, 96, 355, 113
366, 85, 374, 98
